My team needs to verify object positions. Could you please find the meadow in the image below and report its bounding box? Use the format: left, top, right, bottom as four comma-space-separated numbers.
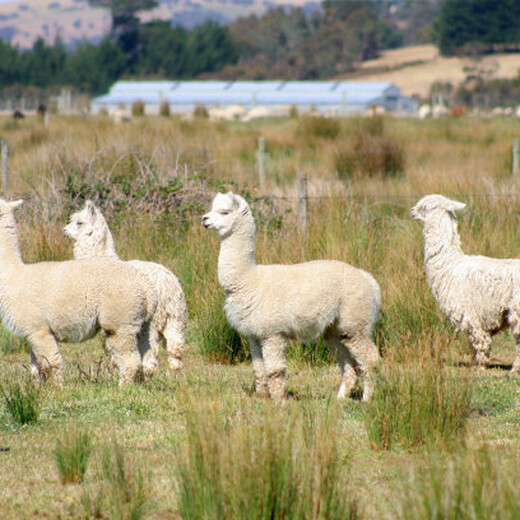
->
1, 111, 520, 519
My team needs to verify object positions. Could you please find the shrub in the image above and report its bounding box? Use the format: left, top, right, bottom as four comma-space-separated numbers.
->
159, 100, 171, 117
176, 401, 359, 520
335, 131, 405, 180
364, 363, 472, 451
297, 115, 340, 140
0, 376, 40, 426
55, 427, 92, 484
193, 104, 209, 118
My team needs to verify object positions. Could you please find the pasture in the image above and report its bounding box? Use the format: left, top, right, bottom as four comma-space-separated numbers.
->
1, 112, 520, 519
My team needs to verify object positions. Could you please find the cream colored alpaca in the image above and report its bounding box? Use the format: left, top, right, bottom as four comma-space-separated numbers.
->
202, 192, 382, 401
64, 200, 187, 370
0, 199, 158, 385
412, 194, 520, 370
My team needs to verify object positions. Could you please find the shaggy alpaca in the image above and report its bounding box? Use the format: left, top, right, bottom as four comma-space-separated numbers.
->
202, 192, 382, 401
0, 199, 158, 385
411, 194, 520, 370
64, 200, 187, 371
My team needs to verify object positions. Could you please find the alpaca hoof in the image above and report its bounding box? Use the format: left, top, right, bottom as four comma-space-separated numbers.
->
168, 356, 184, 371
142, 352, 159, 379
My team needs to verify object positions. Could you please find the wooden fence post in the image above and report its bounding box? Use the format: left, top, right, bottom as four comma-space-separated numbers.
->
1, 140, 8, 191
298, 172, 307, 232
513, 139, 520, 176
257, 137, 266, 187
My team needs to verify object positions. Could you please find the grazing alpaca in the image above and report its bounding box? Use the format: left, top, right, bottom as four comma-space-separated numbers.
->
202, 192, 382, 401
411, 193, 520, 370
64, 200, 187, 371
0, 199, 157, 385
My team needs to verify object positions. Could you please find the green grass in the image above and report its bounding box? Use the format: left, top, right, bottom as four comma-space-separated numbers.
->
0, 114, 520, 518
400, 445, 520, 520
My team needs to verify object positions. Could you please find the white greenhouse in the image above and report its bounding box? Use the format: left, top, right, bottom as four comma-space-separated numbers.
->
90, 80, 418, 118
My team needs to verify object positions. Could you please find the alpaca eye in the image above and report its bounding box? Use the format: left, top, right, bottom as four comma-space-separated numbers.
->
220, 210, 231, 215
76, 221, 83, 226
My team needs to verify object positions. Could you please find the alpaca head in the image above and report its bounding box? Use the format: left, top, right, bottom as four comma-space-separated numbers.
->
63, 200, 101, 242
411, 194, 466, 223
0, 199, 23, 222
202, 192, 253, 238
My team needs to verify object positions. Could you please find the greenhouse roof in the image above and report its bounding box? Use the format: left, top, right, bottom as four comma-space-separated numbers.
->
95, 80, 401, 107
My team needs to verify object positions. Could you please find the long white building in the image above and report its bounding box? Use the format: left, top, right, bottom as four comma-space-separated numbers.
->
90, 80, 418, 117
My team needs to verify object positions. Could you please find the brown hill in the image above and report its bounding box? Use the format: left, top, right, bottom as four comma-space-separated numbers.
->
0, 0, 312, 49
342, 44, 520, 99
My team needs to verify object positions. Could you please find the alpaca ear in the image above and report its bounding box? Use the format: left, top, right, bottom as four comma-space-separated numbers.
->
232, 194, 250, 215
446, 200, 466, 213
9, 200, 23, 210
85, 200, 96, 217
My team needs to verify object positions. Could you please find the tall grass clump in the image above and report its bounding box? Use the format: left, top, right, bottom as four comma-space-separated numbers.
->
0, 376, 41, 426
131, 100, 145, 116
82, 442, 151, 520
400, 446, 520, 520
0, 327, 29, 354
194, 296, 249, 364
364, 363, 472, 451
55, 427, 92, 484
176, 400, 358, 520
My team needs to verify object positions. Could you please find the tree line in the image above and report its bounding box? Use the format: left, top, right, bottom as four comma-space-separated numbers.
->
0, 0, 518, 98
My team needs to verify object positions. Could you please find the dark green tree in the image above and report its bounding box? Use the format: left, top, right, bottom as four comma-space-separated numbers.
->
88, 0, 158, 60
437, 0, 520, 56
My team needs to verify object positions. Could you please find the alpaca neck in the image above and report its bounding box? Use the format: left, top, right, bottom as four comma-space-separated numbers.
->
0, 214, 24, 273
74, 226, 118, 259
422, 213, 464, 294
218, 221, 256, 293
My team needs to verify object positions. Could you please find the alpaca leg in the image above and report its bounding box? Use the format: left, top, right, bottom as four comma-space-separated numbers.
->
137, 321, 158, 379
344, 335, 380, 402
106, 328, 143, 385
325, 335, 358, 399
27, 329, 64, 385
163, 319, 185, 372
249, 338, 268, 398
469, 329, 492, 369
261, 335, 288, 400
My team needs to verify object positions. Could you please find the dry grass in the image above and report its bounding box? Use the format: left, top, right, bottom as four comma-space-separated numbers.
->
1, 113, 520, 518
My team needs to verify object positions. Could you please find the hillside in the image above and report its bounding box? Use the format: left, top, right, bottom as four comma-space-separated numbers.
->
344, 44, 520, 99
0, 0, 313, 49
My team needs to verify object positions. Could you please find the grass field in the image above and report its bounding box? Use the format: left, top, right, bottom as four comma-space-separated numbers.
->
1, 112, 520, 519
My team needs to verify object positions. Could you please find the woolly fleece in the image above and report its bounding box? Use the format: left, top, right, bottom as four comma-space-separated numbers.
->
0, 199, 157, 384
203, 191, 382, 401
411, 193, 520, 369
64, 200, 187, 370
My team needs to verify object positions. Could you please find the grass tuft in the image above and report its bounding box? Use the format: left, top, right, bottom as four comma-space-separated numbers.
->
176, 399, 358, 520
400, 445, 520, 520
364, 363, 472, 451
55, 427, 92, 484
0, 376, 40, 426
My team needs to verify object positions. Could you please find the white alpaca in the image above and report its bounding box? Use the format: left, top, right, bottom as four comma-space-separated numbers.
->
64, 200, 187, 371
202, 192, 382, 401
411, 194, 520, 370
0, 199, 158, 385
